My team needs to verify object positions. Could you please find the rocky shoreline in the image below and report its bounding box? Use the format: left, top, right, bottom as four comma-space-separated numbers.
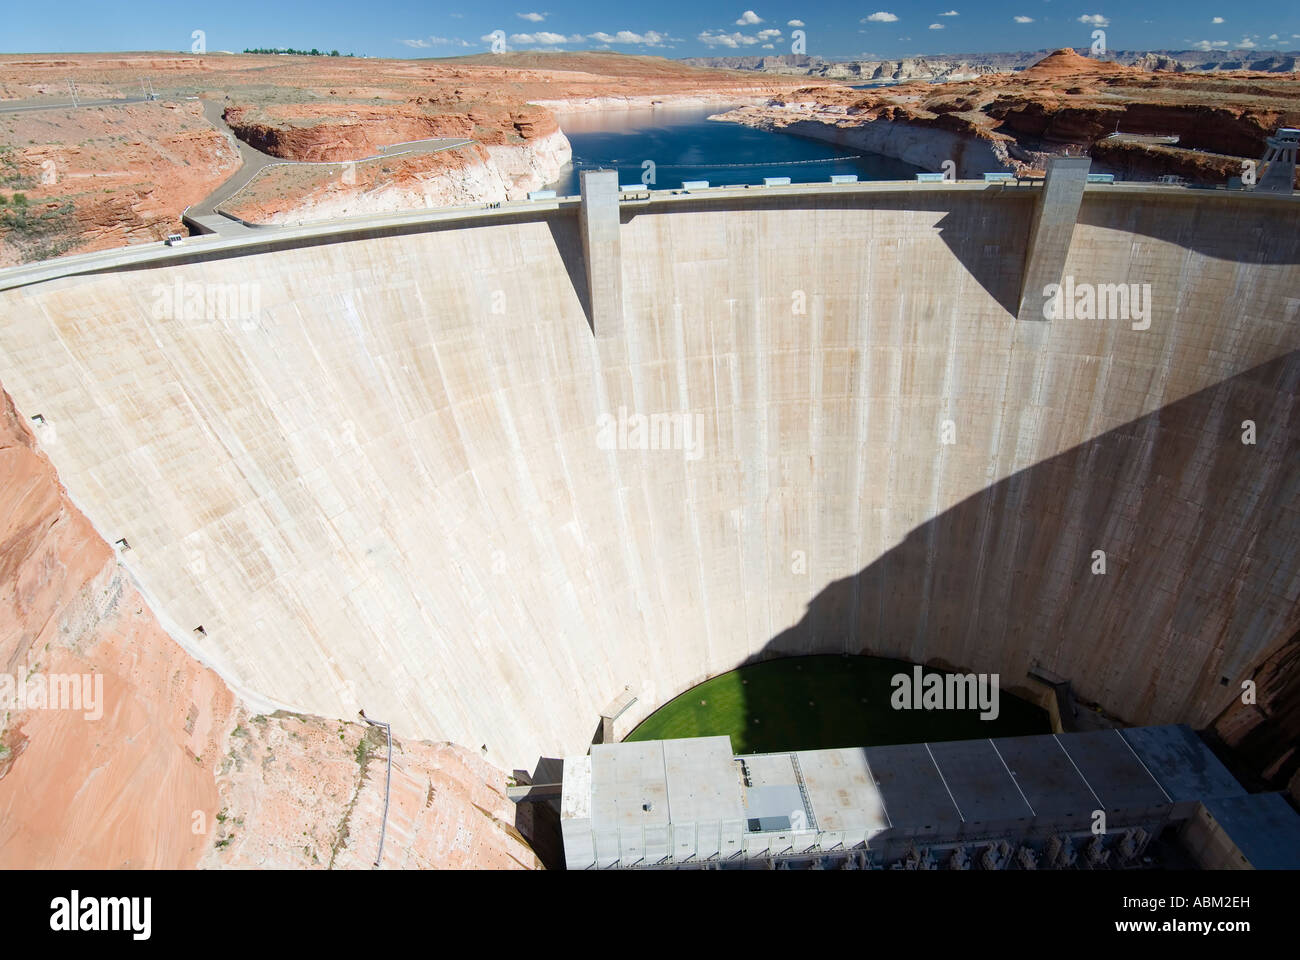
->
712, 102, 1013, 179
711, 49, 1300, 184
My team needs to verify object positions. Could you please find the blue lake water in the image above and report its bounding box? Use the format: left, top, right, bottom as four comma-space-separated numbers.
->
545, 104, 924, 195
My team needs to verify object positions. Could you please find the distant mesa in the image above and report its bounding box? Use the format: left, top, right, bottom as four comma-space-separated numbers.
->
1019, 48, 1133, 80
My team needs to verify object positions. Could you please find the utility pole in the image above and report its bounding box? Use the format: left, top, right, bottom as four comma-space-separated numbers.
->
66, 78, 79, 107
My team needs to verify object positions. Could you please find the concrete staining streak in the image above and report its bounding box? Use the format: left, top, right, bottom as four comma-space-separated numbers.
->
0, 186, 1297, 767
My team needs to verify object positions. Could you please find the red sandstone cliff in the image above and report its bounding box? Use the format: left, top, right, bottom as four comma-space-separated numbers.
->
1213, 630, 1300, 803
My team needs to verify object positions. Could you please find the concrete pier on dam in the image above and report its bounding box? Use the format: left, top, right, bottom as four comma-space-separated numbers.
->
0, 177, 1296, 770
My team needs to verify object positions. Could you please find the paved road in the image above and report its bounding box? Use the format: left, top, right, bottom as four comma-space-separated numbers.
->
1103, 132, 1180, 146
0, 96, 151, 114
187, 98, 474, 234
186, 99, 285, 220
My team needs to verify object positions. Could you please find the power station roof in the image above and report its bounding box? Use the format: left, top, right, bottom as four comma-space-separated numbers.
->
584, 736, 741, 833
1118, 724, 1246, 802
990, 733, 1099, 818
862, 743, 964, 830
562, 725, 1290, 869
1053, 729, 1171, 811
1201, 793, 1300, 870
796, 748, 889, 833
928, 738, 1036, 823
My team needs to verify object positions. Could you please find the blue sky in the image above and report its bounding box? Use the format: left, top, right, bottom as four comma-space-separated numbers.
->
3, 1, 1297, 60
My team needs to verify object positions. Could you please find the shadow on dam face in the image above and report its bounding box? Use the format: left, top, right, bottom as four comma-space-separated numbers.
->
604, 348, 1299, 789
588, 350, 1300, 794
744, 348, 1300, 764
530, 349, 1300, 857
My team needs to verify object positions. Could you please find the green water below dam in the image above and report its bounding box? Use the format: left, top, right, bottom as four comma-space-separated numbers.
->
624, 654, 1052, 754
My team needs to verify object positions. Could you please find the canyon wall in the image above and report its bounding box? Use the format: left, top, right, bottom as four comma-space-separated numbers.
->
714, 105, 1012, 178
1, 187, 1294, 773
224, 131, 572, 224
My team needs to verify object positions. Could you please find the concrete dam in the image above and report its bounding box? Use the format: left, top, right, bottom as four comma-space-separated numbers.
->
1, 175, 1297, 770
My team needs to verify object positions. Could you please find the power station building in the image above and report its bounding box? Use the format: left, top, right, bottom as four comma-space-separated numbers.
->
560, 726, 1300, 870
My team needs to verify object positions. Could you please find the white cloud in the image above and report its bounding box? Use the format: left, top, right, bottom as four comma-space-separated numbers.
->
698, 30, 764, 47
1268, 33, 1278, 40
516, 12, 546, 22
588, 30, 674, 46
940, 9, 959, 15
402, 36, 472, 48
1190, 39, 1230, 50
929, 23, 944, 29
1014, 15, 1034, 23
1078, 14, 1110, 27
863, 12, 899, 22
787, 19, 804, 27
1237, 38, 1257, 48
757, 28, 783, 39
736, 10, 764, 25
762, 43, 775, 48
510, 32, 567, 44
1211, 17, 1224, 24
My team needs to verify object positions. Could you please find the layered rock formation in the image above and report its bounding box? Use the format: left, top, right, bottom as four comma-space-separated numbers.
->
220, 128, 572, 223
686, 49, 1300, 80
683, 53, 1017, 82
1213, 630, 1300, 802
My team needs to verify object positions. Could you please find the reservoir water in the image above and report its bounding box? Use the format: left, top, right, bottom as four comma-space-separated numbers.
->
546, 104, 923, 195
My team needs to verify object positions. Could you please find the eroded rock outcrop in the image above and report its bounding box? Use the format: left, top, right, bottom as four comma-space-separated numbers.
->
0, 100, 241, 266
1213, 631, 1300, 804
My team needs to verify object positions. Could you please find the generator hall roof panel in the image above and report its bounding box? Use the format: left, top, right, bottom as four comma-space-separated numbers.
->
1120, 725, 1246, 802
928, 738, 1036, 823
991, 733, 1099, 818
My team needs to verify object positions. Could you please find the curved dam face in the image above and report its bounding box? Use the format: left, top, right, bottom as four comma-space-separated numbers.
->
1, 186, 1296, 766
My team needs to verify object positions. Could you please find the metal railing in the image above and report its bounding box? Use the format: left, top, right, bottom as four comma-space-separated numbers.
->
358, 710, 393, 868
